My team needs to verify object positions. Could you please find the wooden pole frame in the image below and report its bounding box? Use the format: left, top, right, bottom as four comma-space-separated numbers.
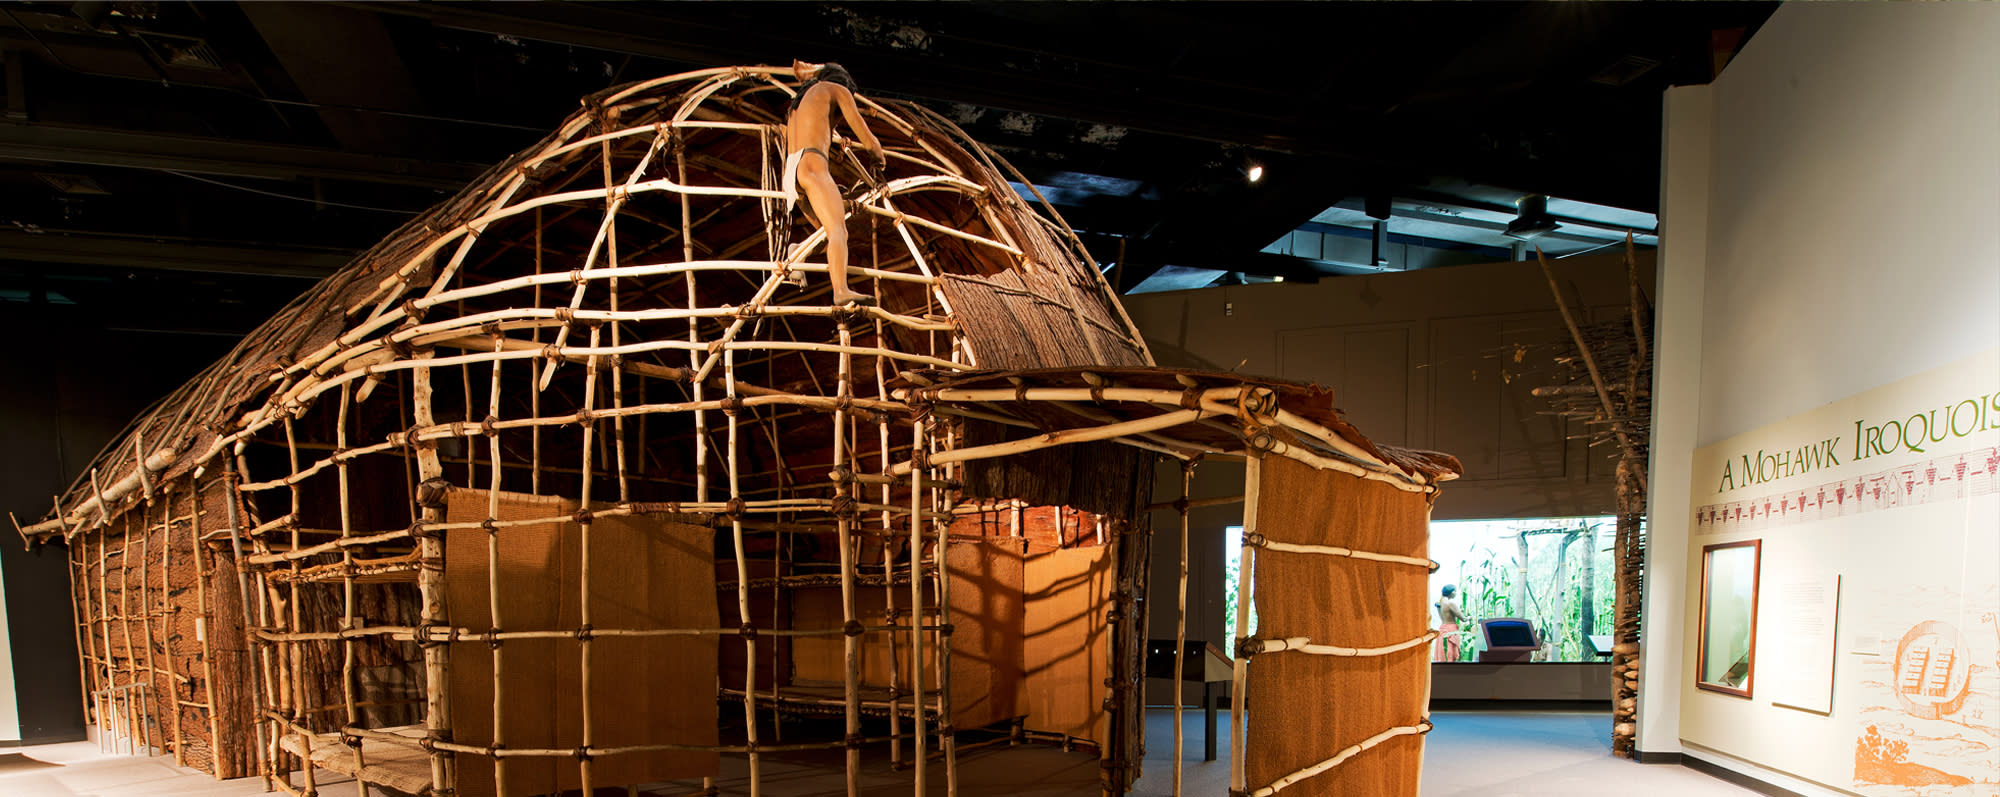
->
20, 64, 1466, 797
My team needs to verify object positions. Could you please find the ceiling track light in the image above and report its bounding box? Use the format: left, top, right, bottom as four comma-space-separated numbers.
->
1504, 194, 1561, 240
1245, 164, 1265, 184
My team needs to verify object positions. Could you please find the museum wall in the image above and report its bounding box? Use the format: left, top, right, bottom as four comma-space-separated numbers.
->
1651, 4, 2000, 794
0, 305, 235, 743
0, 555, 15, 742
1124, 251, 1651, 521
1126, 252, 1652, 705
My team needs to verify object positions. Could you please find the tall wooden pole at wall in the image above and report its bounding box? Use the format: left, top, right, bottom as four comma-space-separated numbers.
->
1533, 239, 1650, 757
1613, 235, 1650, 754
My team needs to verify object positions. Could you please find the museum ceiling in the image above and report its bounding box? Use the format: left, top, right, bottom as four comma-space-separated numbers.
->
0, 1, 1775, 335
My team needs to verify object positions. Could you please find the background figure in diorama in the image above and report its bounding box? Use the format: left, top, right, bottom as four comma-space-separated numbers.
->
786, 59, 886, 307
1435, 583, 1468, 661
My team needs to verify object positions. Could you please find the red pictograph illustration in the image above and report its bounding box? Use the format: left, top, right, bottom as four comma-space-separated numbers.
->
1697, 445, 1999, 536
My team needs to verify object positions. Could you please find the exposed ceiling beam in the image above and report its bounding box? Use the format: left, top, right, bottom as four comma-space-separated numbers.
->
240, 3, 428, 154
1107, 155, 1361, 291
0, 228, 351, 279
0, 120, 484, 189
336, 2, 1375, 154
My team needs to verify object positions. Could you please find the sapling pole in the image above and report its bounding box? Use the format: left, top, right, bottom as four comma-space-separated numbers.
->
908, 416, 928, 796
410, 356, 453, 794
119, 511, 140, 753
163, 495, 186, 765
835, 319, 861, 797
932, 419, 957, 797
724, 349, 762, 795
192, 487, 223, 777
1172, 462, 1191, 796
1228, 456, 1260, 795
337, 381, 369, 797
485, 336, 510, 796
578, 320, 604, 794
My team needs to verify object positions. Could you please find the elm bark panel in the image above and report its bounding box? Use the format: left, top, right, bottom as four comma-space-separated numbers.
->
793, 584, 931, 689
1023, 545, 1115, 748
947, 540, 1025, 731
446, 489, 719, 797
1246, 457, 1430, 796
199, 481, 258, 779
794, 542, 1024, 730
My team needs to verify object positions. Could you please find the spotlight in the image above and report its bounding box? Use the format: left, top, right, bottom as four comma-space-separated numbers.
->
1503, 195, 1560, 240
1246, 164, 1264, 184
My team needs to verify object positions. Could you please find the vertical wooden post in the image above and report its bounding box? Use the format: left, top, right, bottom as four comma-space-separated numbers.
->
221, 454, 273, 788
192, 485, 222, 778
934, 412, 957, 797
1172, 462, 1192, 796
284, 417, 316, 796
71, 517, 97, 731
96, 508, 115, 749
679, 145, 710, 504
336, 382, 369, 796
835, 320, 861, 797
162, 489, 183, 766
724, 349, 761, 795
875, 340, 902, 770
141, 502, 157, 759
248, 468, 281, 789
578, 323, 603, 794
531, 209, 545, 496
483, 339, 510, 797
411, 357, 453, 795
119, 512, 141, 754
1228, 455, 1261, 795
907, 417, 928, 796
599, 128, 632, 506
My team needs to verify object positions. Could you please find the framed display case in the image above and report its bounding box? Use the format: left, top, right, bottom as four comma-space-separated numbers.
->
1697, 539, 1761, 697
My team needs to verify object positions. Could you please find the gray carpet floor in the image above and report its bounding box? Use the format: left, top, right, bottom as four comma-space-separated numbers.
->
0, 711, 1763, 796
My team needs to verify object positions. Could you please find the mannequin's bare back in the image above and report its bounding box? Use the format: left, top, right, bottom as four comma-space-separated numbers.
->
785, 61, 883, 307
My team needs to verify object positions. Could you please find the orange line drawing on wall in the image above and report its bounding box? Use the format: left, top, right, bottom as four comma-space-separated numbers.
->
1893, 621, 1972, 720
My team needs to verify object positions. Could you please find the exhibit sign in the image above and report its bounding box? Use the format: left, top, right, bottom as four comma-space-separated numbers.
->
1766, 572, 1841, 716
1688, 347, 1999, 795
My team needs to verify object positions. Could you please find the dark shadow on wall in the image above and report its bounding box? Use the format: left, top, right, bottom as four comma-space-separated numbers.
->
0, 297, 238, 743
